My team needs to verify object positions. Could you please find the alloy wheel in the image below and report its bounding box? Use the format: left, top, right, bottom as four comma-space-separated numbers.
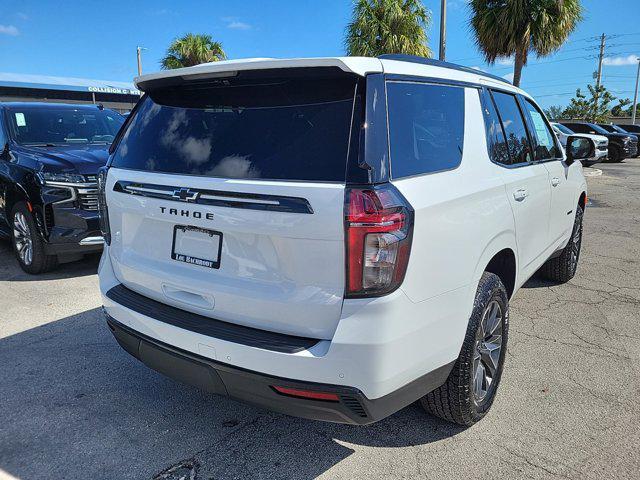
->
472, 300, 503, 403
13, 211, 33, 266
569, 220, 582, 274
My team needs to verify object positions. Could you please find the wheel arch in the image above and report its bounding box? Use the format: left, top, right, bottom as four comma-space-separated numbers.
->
471, 232, 518, 300
484, 249, 517, 299
578, 190, 587, 210
3, 183, 30, 220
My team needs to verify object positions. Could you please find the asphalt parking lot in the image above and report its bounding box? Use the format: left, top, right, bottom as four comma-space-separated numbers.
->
1, 160, 639, 480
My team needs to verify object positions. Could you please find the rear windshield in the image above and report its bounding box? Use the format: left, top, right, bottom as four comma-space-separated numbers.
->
111, 75, 359, 182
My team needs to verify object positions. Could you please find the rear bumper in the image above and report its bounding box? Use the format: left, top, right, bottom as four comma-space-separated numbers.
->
99, 245, 470, 422
106, 315, 453, 424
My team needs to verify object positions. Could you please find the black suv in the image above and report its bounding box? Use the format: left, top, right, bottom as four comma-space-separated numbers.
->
0, 102, 124, 273
597, 124, 640, 157
615, 123, 640, 135
561, 122, 638, 162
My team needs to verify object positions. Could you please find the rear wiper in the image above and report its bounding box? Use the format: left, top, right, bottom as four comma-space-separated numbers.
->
28, 143, 59, 147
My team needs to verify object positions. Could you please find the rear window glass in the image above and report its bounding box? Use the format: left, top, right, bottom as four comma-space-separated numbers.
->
110, 76, 359, 182
482, 90, 511, 165
387, 82, 465, 178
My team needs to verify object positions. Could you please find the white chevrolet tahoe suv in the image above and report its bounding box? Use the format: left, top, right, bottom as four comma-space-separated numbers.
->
98, 55, 591, 426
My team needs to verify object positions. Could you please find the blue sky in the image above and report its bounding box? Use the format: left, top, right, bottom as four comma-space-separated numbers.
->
0, 0, 639, 108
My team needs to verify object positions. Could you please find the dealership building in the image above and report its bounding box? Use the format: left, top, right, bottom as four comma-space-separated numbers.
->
0, 72, 140, 113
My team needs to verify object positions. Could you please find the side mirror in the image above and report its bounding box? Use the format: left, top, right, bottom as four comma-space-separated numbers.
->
566, 135, 595, 165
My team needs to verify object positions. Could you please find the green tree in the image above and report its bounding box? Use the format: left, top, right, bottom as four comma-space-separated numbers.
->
544, 105, 565, 120
469, 0, 583, 87
161, 33, 226, 69
345, 0, 432, 57
564, 84, 616, 122
611, 98, 631, 117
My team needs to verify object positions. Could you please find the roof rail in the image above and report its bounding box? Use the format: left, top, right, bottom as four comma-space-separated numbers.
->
378, 54, 512, 85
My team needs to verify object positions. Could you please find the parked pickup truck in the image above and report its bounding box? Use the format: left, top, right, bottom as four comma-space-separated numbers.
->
99, 56, 592, 426
551, 122, 607, 166
0, 102, 124, 273
562, 121, 637, 162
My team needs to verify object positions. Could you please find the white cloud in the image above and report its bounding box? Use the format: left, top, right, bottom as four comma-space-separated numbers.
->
0, 24, 19, 36
469, 65, 486, 72
503, 72, 514, 83
603, 55, 639, 66
227, 21, 251, 30
496, 57, 514, 66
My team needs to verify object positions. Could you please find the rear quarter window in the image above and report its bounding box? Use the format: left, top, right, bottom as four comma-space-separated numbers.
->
387, 82, 465, 178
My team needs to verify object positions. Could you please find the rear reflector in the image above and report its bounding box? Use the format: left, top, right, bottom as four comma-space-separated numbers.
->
272, 386, 340, 402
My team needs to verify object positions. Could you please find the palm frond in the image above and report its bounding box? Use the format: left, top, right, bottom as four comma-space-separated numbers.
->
469, 0, 583, 85
161, 33, 227, 69
345, 0, 432, 57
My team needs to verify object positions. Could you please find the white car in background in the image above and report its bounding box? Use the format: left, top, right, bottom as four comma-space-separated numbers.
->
551, 122, 607, 165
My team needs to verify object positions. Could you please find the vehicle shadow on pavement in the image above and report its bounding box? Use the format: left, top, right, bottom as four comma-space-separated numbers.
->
0, 239, 100, 281
0, 308, 465, 480
521, 274, 557, 289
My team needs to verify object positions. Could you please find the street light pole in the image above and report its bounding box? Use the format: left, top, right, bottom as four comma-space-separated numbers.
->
136, 46, 145, 77
632, 57, 640, 125
593, 33, 606, 120
439, 0, 447, 61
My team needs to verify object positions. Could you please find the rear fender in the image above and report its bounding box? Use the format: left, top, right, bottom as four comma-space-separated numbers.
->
470, 231, 518, 303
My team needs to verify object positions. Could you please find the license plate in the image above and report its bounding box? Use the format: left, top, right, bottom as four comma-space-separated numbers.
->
171, 226, 222, 269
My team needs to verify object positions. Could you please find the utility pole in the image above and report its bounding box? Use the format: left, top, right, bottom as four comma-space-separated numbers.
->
136, 46, 146, 76
593, 33, 606, 119
632, 57, 640, 124
439, 0, 447, 61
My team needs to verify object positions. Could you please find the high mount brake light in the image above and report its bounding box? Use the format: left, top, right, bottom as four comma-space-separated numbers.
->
345, 184, 414, 297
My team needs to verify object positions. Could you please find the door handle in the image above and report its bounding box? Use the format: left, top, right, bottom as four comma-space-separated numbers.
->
551, 177, 561, 187
513, 189, 528, 202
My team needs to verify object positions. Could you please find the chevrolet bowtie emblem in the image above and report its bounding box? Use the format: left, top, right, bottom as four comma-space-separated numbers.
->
171, 188, 199, 202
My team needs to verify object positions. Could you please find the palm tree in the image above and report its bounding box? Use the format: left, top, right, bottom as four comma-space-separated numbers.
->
345, 0, 432, 57
469, 0, 583, 87
161, 33, 226, 69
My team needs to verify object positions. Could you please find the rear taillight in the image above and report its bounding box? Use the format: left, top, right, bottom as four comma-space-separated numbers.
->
345, 184, 414, 297
97, 167, 111, 246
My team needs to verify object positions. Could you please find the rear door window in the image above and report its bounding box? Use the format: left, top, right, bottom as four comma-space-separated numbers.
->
110, 75, 359, 182
490, 91, 532, 164
387, 82, 465, 178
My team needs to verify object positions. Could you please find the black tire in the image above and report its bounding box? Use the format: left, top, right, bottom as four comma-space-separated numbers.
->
10, 202, 58, 274
540, 204, 583, 283
607, 145, 623, 163
420, 272, 509, 426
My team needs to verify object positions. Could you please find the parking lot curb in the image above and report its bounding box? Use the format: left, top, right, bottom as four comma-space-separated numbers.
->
583, 168, 603, 177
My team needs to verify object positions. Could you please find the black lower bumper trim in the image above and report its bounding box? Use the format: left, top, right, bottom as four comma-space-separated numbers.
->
106, 316, 455, 425
106, 284, 318, 354
44, 241, 103, 255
